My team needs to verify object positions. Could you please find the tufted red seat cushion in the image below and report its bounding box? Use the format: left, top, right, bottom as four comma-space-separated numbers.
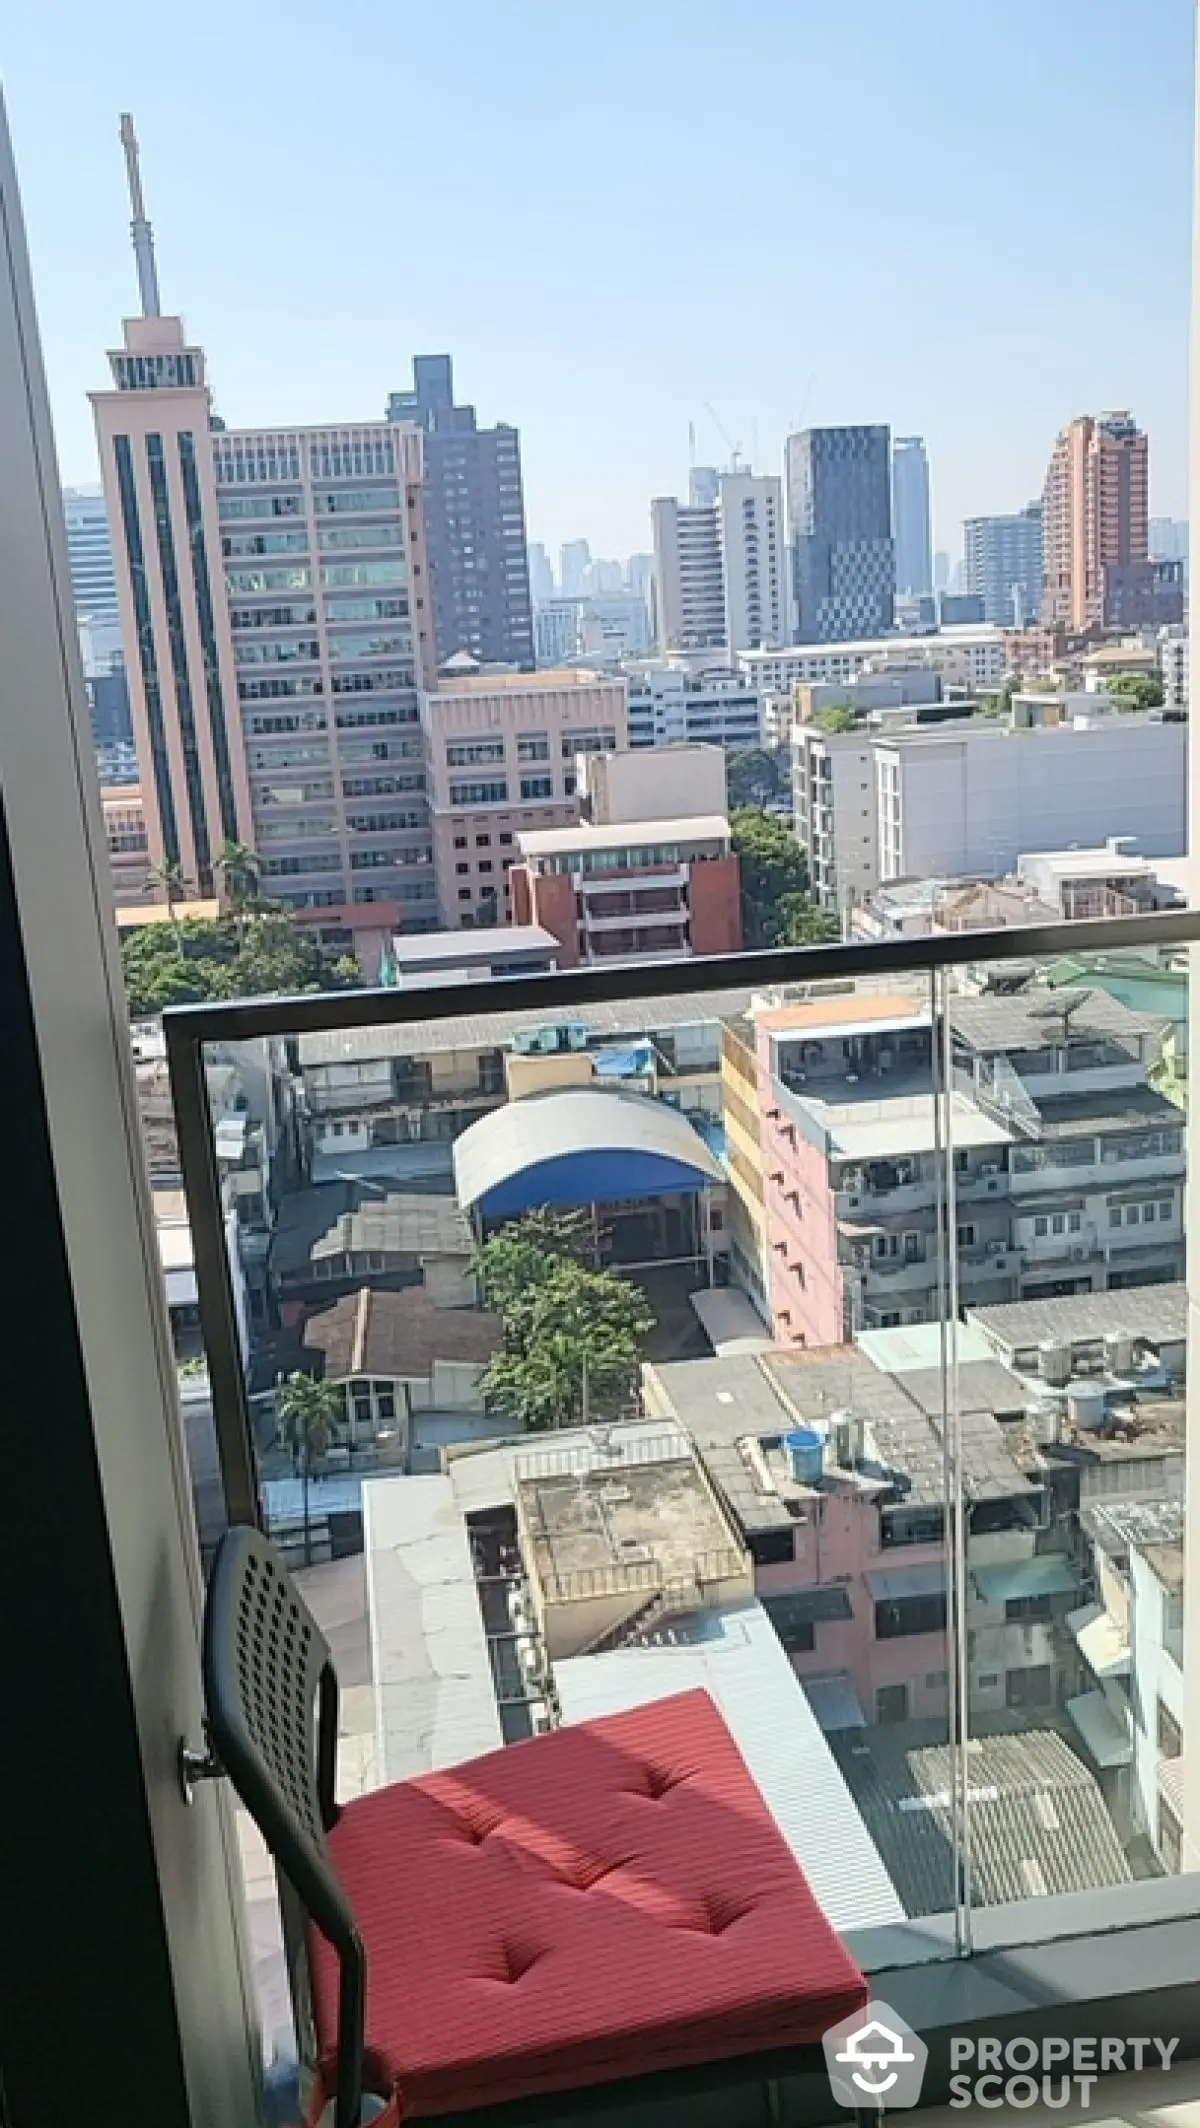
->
305, 1687, 866, 2118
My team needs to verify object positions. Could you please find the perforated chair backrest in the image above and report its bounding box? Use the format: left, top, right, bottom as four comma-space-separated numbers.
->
202, 1524, 365, 2128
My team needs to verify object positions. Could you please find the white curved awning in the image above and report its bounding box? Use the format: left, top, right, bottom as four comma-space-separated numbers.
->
452, 1084, 724, 1217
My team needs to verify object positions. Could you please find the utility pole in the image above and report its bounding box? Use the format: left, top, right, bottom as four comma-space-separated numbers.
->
119, 113, 161, 319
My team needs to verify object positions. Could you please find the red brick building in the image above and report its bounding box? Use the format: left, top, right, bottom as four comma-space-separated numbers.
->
510, 813, 742, 968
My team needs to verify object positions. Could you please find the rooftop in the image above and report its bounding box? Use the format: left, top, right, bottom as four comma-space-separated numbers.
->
968, 1282, 1187, 1362
295, 984, 757, 1069
270, 1182, 472, 1277
835, 1724, 1133, 1916
780, 1082, 1012, 1162
554, 1600, 905, 1931
948, 986, 1166, 1056
387, 925, 559, 967
426, 667, 614, 695
517, 814, 730, 858
1034, 1086, 1181, 1140
302, 1287, 502, 1382
513, 1438, 742, 1604
756, 991, 925, 1036
1082, 1496, 1184, 1571
451, 1084, 723, 1216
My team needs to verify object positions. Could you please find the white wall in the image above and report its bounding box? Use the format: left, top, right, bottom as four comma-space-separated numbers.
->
878, 720, 1186, 882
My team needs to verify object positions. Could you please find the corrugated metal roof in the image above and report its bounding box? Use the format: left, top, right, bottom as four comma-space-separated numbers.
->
452, 1084, 723, 1211
362, 1474, 503, 1784
969, 1281, 1186, 1358
295, 985, 758, 1067
554, 1599, 904, 1930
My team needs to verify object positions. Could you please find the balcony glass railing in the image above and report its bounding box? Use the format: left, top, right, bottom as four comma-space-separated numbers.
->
160, 904, 1197, 2065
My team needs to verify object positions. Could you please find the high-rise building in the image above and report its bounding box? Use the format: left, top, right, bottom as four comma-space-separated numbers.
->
625, 552, 655, 602
559, 540, 592, 598
528, 541, 555, 604
1040, 411, 1155, 632
689, 466, 720, 509
62, 485, 120, 634
891, 437, 932, 598
717, 471, 786, 653
1150, 517, 1190, 574
786, 425, 895, 643
385, 355, 534, 671
933, 549, 950, 591
92, 131, 437, 917
650, 495, 725, 652
963, 505, 1044, 628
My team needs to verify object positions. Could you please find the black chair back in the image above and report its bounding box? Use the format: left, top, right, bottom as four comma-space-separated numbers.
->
203, 1525, 366, 2128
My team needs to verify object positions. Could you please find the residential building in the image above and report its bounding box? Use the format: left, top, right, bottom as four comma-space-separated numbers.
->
559, 540, 591, 598
650, 493, 725, 652
717, 471, 786, 653
793, 672, 942, 723
742, 623, 1008, 695
891, 437, 932, 599
964, 504, 1044, 628
1040, 412, 1173, 632
527, 541, 555, 604
625, 661, 761, 751
748, 982, 1181, 1351
792, 722, 879, 911
386, 355, 534, 671
92, 311, 439, 923
510, 808, 742, 967
378, 923, 560, 989
786, 425, 894, 643
873, 711, 1185, 884
1076, 1499, 1184, 1868
534, 595, 582, 664
303, 1284, 503, 1453
625, 552, 655, 604
420, 666, 626, 926
87, 663, 134, 750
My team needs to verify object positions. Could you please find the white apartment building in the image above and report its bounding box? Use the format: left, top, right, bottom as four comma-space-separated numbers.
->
717, 472, 786, 654
874, 715, 1185, 884
742, 624, 1008, 695
625, 662, 762, 751
576, 594, 651, 664
534, 597, 582, 665
651, 496, 725, 652
62, 484, 121, 637
792, 723, 879, 911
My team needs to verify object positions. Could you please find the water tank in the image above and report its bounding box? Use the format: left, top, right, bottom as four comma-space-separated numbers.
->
1104, 1330, 1135, 1377
830, 1408, 860, 1468
1038, 1340, 1071, 1388
1066, 1380, 1106, 1433
784, 1427, 824, 1485
1030, 1400, 1061, 1448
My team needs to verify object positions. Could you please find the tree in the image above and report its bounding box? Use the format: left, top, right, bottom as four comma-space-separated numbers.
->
777, 892, 840, 945
726, 747, 787, 810
1107, 672, 1164, 712
808, 704, 860, 734
144, 858, 193, 919
277, 1372, 346, 1566
215, 840, 263, 922
120, 911, 360, 1018
731, 807, 834, 948
473, 1212, 654, 1432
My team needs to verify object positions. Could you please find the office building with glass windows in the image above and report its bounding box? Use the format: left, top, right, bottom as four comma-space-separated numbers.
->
91, 314, 439, 922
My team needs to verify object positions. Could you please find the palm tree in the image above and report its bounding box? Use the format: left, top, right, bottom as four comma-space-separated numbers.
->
144, 858, 193, 957
276, 1371, 345, 1565
214, 840, 263, 928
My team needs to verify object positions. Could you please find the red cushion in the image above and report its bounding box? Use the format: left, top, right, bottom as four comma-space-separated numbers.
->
307, 1687, 866, 2118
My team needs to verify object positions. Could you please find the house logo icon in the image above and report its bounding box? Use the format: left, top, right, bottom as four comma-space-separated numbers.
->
823, 1999, 928, 2109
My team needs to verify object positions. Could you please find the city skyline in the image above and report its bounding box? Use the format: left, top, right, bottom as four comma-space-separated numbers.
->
7, 0, 1191, 559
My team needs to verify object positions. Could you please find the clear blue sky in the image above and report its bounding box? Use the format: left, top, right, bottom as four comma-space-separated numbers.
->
5, 0, 1195, 562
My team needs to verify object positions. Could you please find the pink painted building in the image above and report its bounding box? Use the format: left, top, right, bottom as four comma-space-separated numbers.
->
751, 992, 1015, 1345
646, 1340, 1042, 1732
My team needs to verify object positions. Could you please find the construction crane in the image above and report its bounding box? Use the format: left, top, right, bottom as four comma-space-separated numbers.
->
704, 402, 742, 473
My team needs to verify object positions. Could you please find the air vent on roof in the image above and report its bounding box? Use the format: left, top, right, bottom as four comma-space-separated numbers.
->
617, 1541, 652, 1564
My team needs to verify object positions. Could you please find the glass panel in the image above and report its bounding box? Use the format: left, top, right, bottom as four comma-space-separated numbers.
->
940, 942, 1189, 1920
